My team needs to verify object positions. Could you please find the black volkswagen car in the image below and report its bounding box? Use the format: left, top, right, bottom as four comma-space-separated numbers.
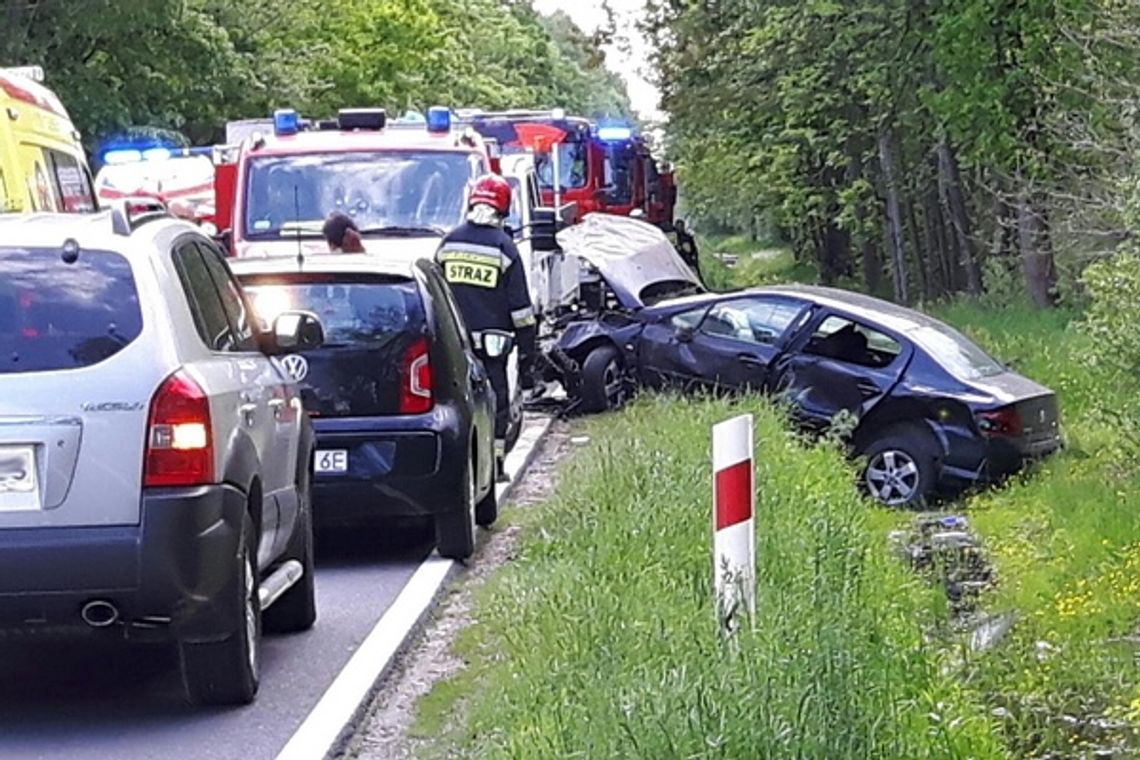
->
232, 252, 497, 560
558, 282, 1062, 506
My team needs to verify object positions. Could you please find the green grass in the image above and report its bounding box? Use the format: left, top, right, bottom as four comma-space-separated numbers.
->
408, 239, 1140, 757
412, 397, 1007, 759
697, 234, 817, 292
921, 300, 1140, 756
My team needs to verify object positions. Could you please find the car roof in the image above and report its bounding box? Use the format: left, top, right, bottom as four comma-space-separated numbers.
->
754, 284, 948, 334
653, 284, 950, 335
0, 211, 196, 255
229, 251, 419, 279
248, 128, 486, 158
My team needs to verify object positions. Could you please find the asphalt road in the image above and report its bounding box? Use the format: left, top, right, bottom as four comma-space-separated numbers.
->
0, 524, 434, 760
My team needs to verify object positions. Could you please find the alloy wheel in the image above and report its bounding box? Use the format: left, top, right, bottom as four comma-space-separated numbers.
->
865, 449, 920, 506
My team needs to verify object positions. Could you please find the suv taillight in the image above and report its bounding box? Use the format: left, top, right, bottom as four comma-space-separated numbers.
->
976, 405, 1022, 438
399, 337, 433, 414
143, 370, 215, 487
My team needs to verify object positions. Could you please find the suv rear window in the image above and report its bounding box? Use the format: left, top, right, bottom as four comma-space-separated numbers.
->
0, 246, 143, 373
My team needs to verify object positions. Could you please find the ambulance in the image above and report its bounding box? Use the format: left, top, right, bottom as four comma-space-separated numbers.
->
0, 66, 97, 214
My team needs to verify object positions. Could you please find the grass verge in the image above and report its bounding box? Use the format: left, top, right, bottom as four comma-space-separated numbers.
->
411, 396, 1007, 758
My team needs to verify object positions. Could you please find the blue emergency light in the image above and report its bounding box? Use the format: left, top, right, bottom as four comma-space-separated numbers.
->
102, 149, 144, 165
273, 108, 301, 136
426, 106, 451, 133
142, 147, 172, 162
596, 125, 633, 142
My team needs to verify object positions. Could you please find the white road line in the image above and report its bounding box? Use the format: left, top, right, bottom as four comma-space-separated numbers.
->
276, 415, 553, 760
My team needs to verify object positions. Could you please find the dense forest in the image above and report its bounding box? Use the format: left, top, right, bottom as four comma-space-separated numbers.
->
650, 1, 1140, 307
1, 0, 631, 147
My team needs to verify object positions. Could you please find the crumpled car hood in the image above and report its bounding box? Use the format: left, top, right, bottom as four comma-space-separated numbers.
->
556, 214, 703, 309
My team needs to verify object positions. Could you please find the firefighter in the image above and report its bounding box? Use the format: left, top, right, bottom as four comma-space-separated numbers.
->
673, 218, 701, 281
436, 173, 537, 474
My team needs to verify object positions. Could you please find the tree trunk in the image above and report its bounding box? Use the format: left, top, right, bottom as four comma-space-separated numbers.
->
937, 137, 982, 294
907, 200, 932, 300
878, 129, 909, 304
1015, 178, 1057, 308
862, 238, 882, 295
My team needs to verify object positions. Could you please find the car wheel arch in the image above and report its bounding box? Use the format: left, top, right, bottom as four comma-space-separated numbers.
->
219, 431, 264, 535
852, 401, 951, 457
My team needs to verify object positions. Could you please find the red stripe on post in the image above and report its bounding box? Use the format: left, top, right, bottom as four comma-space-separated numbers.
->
715, 459, 752, 530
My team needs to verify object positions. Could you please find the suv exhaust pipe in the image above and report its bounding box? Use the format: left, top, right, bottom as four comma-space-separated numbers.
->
81, 600, 119, 628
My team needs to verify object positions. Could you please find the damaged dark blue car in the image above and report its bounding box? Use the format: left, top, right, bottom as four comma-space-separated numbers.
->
545, 238, 1061, 506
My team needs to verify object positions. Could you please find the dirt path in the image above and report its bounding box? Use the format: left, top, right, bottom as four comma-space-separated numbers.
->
342, 421, 574, 760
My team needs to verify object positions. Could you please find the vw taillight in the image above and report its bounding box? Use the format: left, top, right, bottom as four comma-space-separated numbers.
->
976, 406, 1022, 438
143, 370, 215, 487
399, 337, 433, 414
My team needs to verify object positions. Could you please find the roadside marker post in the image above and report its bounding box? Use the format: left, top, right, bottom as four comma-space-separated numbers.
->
712, 414, 755, 634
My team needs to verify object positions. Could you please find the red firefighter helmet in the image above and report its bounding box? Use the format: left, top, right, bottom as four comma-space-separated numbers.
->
468, 174, 511, 215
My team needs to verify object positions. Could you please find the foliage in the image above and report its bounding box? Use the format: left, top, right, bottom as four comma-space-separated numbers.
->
648, 0, 1140, 307
0, 0, 632, 149
413, 396, 1006, 758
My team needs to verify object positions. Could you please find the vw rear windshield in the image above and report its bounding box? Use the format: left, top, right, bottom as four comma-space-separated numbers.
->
243, 275, 427, 347
242, 275, 428, 417
0, 247, 143, 373
244, 151, 484, 239
911, 323, 1005, 381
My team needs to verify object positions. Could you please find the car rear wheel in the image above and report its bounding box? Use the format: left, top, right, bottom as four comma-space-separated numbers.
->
263, 462, 317, 634
860, 426, 936, 508
180, 512, 261, 706
436, 461, 476, 561
579, 344, 626, 414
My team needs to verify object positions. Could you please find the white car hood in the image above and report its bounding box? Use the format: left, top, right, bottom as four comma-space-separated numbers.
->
556, 214, 702, 309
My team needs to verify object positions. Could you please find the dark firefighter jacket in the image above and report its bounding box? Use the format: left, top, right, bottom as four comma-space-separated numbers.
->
435, 221, 537, 362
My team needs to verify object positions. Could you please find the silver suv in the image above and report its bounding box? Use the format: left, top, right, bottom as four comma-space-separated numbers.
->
0, 209, 323, 706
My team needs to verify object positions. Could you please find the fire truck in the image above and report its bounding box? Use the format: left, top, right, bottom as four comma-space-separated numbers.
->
461, 110, 676, 229
209, 107, 510, 261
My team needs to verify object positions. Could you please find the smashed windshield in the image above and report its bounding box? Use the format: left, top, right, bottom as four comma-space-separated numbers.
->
535, 142, 588, 190
244, 150, 482, 238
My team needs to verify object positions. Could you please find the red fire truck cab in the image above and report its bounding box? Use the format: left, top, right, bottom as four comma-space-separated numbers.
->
464, 110, 676, 229
212, 107, 495, 259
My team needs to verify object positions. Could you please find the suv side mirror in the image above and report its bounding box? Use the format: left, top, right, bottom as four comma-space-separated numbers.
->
675, 325, 695, 343
531, 207, 559, 252
272, 311, 324, 353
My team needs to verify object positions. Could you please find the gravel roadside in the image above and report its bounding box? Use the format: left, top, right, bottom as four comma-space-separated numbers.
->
343, 421, 574, 760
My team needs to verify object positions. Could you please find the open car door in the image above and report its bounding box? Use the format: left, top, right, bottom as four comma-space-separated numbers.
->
771, 311, 912, 432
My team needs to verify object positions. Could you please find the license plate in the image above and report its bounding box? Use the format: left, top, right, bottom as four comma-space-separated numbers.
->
0, 446, 39, 510
315, 449, 349, 474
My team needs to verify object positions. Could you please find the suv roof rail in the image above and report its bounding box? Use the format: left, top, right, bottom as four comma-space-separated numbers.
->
109, 199, 173, 236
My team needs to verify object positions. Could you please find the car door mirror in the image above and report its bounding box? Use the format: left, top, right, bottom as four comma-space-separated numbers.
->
531, 207, 559, 252
675, 325, 695, 343
272, 311, 324, 353
214, 228, 233, 255
480, 329, 515, 358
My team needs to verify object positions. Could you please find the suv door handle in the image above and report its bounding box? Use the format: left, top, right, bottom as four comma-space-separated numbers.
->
856, 380, 881, 398
737, 354, 765, 368
240, 403, 258, 426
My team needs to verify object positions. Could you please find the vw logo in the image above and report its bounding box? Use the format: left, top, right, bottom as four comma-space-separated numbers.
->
281, 354, 309, 383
